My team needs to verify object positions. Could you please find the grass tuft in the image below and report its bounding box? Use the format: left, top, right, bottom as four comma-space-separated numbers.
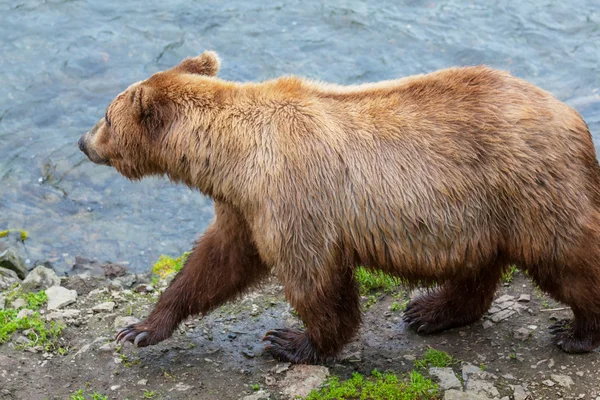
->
355, 267, 402, 295
414, 348, 454, 369
151, 252, 190, 280
306, 369, 438, 400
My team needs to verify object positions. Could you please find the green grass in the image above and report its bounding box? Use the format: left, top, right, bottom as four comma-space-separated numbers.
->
151, 252, 190, 279
305, 370, 438, 400
414, 348, 454, 369
501, 265, 518, 283
70, 389, 108, 400
143, 390, 158, 399
0, 289, 64, 352
355, 267, 402, 295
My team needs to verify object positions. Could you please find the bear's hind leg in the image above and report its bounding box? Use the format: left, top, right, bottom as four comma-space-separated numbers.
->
263, 267, 361, 364
116, 202, 269, 347
403, 261, 504, 333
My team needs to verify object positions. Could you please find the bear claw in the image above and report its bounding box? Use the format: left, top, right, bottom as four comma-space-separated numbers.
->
115, 324, 156, 347
263, 328, 324, 364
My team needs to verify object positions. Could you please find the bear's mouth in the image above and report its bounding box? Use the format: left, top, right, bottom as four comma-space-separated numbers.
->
78, 135, 111, 166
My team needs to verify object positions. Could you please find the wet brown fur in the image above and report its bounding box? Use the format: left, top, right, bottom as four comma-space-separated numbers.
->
80, 51, 600, 363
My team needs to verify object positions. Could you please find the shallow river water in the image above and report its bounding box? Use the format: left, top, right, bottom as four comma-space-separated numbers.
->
0, 0, 599, 273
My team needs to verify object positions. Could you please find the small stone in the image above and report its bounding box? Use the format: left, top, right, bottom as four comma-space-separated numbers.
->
134, 284, 154, 293
110, 385, 121, 391
242, 349, 255, 358
490, 309, 515, 322
46, 286, 78, 310
14, 335, 32, 346
429, 367, 461, 390
495, 295, 515, 303
22, 266, 60, 292
16, 309, 33, 319
114, 316, 139, 330
273, 363, 291, 374
0, 294, 5, 310
0, 248, 27, 279
137, 379, 148, 386
11, 298, 26, 309
482, 320, 494, 329
511, 384, 530, 400
281, 365, 329, 399
542, 380, 555, 387
517, 294, 531, 302
61, 309, 81, 319
443, 389, 489, 400
98, 342, 116, 352
92, 301, 115, 313
173, 382, 192, 391
513, 327, 530, 341
74, 344, 91, 358
242, 390, 271, 400
551, 374, 574, 388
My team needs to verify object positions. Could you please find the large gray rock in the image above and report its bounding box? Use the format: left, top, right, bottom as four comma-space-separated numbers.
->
444, 390, 490, 400
0, 248, 27, 279
0, 267, 20, 290
22, 266, 60, 292
429, 367, 462, 390
46, 286, 78, 310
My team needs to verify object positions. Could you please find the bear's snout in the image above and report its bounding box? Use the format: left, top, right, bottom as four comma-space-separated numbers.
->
78, 131, 111, 166
78, 135, 88, 155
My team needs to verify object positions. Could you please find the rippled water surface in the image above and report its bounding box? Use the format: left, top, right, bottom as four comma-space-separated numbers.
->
1, 0, 599, 273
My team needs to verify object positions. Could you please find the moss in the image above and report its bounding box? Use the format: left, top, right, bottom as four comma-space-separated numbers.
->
70, 389, 108, 400
355, 267, 402, 295
0, 289, 64, 352
0, 229, 29, 242
414, 348, 455, 369
151, 252, 190, 279
306, 370, 438, 400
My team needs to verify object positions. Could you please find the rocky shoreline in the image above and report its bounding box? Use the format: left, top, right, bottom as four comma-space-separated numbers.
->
1, 235, 600, 399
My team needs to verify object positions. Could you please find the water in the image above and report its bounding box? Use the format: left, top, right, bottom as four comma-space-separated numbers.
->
1, 0, 599, 274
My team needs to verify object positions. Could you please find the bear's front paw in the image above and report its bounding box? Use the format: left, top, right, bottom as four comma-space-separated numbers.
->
115, 323, 169, 347
263, 328, 328, 364
549, 319, 596, 353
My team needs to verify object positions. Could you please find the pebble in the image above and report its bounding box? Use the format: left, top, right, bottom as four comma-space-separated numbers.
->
113, 316, 140, 330
281, 365, 329, 399
429, 367, 462, 390
518, 294, 531, 302
137, 379, 148, 386
513, 327, 530, 341
173, 382, 193, 391
542, 380, 555, 387
16, 309, 33, 319
242, 390, 271, 400
110, 385, 121, 391
11, 298, 26, 309
551, 374, 574, 388
21, 266, 60, 292
92, 301, 115, 313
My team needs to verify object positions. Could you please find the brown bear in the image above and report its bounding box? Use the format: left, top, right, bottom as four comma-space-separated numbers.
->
79, 51, 600, 364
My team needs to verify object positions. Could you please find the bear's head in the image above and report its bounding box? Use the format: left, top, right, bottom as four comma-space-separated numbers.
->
78, 51, 221, 181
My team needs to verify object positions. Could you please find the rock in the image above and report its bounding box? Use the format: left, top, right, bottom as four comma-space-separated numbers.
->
137, 379, 148, 386
242, 349, 255, 358
62, 275, 101, 297
11, 298, 26, 309
119, 274, 137, 288
92, 301, 115, 313
46, 286, 78, 310
102, 263, 127, 279
517, 294, 531, 302
444, 389, 490, 400
482, 320, 494, 329
490, 309, 515, 323
110, 385, 121, 391
281, 365, 329, 399
0, 248, 27, 279
0, 294, 4, 310
0, 267, 20, 290
99, 342, 116, 352
114, 316, 140, 330
542, 380, 555, 387
511, 384, 530, 400
513, 327, 531, 341
22, 266, 60, 292
134, 284, 154, 293
429, 367, 462, 390
551, 374, 574, 388
70, 256, 104, 277
242, 390, 271, 400
61, 309, 81, 319
462, 364, 499, 398
74, 344, 91, 358
14, 335, 32, 346
495, 294, 515, 303
173, 382, 193, 391
16, 309, 33, 319
273, 363, 291, 374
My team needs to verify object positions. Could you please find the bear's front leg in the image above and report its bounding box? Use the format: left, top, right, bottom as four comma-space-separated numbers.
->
116, 202, 269, 347
263, 267, 361, 364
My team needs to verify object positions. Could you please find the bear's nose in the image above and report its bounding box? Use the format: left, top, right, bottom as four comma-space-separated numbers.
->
78, 136, 88, 155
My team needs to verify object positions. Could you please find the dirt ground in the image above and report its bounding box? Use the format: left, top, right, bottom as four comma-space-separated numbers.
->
1, 271, 599, 400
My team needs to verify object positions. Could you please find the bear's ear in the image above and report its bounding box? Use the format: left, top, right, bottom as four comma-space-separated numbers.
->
173, 51, 221, 76
131, 85, 171, 136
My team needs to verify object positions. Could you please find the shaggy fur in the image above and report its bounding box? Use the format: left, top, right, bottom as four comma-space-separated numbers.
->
79, 51, 600, 363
